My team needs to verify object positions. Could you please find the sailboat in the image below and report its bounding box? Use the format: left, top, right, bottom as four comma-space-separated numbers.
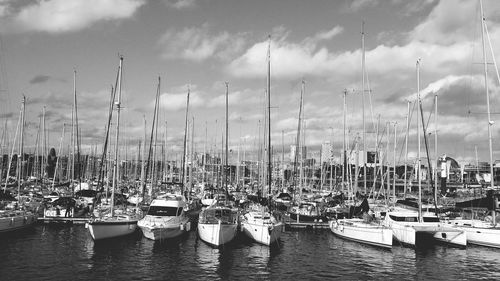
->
240, 36, 283, 246
329, 25, 392, 249
383, 59, 466, 248
441, 0, 500, 248
197, 82, 239, 247
1, 97, 37, 233
87, 56, 141, 240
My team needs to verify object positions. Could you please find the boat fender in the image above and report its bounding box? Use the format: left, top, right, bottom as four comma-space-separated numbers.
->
180, 224, 184, 231
10, 218, 14, 226
339, 225, 344, 232
186, 222, 191, 232
24, 216, 27, 224
85, 223, 89, 229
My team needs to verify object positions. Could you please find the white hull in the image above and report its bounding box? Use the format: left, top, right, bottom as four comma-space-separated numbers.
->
329, 219, 392, 249
384, 212, 467, 247
445, 219, 500, 248
87, 217, 138, 240
241, 221, 283, 246
138, 216, 190, 240
198, 221, 238, 247
0, 211, 37, 233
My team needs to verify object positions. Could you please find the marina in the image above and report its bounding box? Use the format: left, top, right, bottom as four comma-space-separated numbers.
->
2, 0, 500, 280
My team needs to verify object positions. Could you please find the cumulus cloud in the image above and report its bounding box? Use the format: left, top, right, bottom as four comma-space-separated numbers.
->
410, 0, 479, 45
158, 86, 205, 111
345, 0, 379, 12
226, 33, 472, 81
158, 24, 247, 62
3, 0, 145, 33
164, 0, 196, 10
310, 26, 344, 42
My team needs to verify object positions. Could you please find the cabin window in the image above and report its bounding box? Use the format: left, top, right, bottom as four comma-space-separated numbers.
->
147, 206, 180, 216
423, 217, 440, 223
389, 215, 417, 222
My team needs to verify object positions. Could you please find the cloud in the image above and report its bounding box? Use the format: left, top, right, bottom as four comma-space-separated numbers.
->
310, 26, 344, 42
158, 24, 247, 62
344, 0, 379, 12
29, 75, 51, 84
28, 74, 66, 85
410, 0, 479, 45
3, 0, 145, 33
164, 0, 196, 10
158, 86, 205, 111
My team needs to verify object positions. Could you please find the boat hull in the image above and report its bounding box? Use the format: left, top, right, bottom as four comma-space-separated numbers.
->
241, 221, 283, 246
138, 217, 190, 240
87, 218, 138, 240
445, 219, 500, 248
0, 211, 37, 233
198, 221, 237, 247
387, 222, 466, 247
329, 219, 392, 249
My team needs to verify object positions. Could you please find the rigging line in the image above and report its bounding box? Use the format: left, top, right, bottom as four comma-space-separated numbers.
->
396, 100, 418, 165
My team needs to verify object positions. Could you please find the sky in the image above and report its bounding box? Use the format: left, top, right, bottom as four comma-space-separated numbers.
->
1, 0, 500, 166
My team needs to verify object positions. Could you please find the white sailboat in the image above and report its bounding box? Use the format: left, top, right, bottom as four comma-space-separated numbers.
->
197, 82, 238, 247
384, 209, 466, 247
442, 0, 500, 248
328, 26, 392, 249
383, 59, 466, 248
240, 205, 283, 246
240, 36, 283, 246
197, 202, 238, 247
138, 193, 191, 240
329, 218, 392, 249
87, 56, 140, 240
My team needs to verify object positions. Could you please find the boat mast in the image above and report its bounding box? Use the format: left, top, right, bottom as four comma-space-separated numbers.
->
17, 96, 26, 202
282, 130, 285, 189
480, 0, 496, 225
434, 94, 439, 214
267, 35, 272, 197
342, 89, 347, 194
293, 83, 304, 196
392, 122, 397, 202
42, 106, 47, 181
361, 22, 367, 195
73, 69, 81, 194
111, 56, 123, 217
416, 58, 422, 222
224, 82, 229, 195
190, 116, 194, 196
181, 86, 190, 194
404, 101, 410, 197
152, 78, 161, 195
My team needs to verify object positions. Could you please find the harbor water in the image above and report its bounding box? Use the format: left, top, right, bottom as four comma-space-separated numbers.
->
1, 224, 499, 280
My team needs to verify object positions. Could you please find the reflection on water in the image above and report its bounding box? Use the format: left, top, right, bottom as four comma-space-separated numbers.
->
1, 225, 500, 280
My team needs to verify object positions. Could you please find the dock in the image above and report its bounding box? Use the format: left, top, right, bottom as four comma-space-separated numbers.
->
40, 217, 90, 225
284, 221, 330, 229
